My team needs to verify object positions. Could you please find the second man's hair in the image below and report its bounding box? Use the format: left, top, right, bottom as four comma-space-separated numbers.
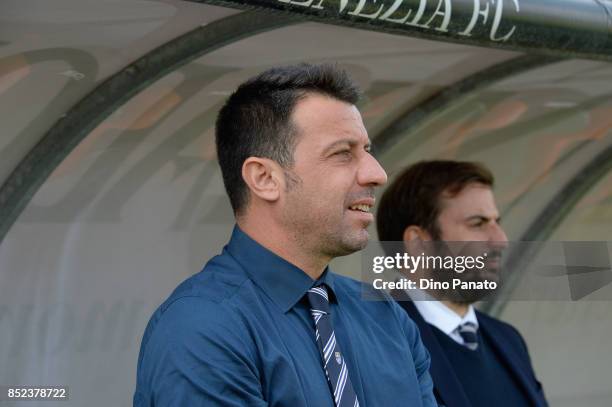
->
377, 160, 494, 241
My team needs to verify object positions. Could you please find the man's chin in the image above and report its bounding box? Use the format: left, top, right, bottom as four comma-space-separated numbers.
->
328, 230, 369, 257
353, 229, 370, 248
427, 268, 501, 303
467, 269, 501, 282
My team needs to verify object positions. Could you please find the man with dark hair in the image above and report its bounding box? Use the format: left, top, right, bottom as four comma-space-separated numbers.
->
134, 64, 436, 406
377, 160, 548, 407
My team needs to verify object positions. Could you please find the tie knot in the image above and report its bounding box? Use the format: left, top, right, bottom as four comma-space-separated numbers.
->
457, 322, 479, 351
307, 284, 330, 314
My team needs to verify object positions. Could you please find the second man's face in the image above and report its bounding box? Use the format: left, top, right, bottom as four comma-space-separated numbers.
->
280, 94, 387, 258
436, 182, 509, 270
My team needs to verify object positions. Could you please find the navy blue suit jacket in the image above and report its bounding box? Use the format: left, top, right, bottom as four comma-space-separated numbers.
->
393, 293, 548, 407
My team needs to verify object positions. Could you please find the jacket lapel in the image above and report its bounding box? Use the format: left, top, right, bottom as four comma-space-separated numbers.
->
477, 312, 544, 407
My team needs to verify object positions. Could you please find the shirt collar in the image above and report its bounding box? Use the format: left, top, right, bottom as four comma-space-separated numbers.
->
226, 225, 336, 313
409, 290, 479, 336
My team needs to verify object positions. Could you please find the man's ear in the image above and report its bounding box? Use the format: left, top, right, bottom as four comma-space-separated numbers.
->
242, 157, 283, 203
402, 225, 432, 254
403, 225, 432, 242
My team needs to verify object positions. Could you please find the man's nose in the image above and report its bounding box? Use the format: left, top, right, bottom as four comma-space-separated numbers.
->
358, 153, 387, 187
489, 223, 509, 249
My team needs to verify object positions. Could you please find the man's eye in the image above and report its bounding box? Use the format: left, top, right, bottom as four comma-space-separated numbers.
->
334, 150, 352, 157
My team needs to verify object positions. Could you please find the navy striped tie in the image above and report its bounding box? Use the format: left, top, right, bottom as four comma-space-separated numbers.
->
457, 322, 479, 351
307, 284, 360, 407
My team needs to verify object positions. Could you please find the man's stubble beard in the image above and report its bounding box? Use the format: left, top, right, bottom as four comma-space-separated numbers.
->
283, 200, 366, 260
427, 240, 499, 304
281, 172, 366, 260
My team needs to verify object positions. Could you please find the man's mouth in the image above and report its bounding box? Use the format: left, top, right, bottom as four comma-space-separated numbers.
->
484, 252, 504, 269
348, 204, 372, 213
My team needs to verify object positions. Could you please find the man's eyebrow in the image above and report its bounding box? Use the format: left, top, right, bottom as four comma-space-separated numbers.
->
465, 215, 502, 223
322, 138, 371, 154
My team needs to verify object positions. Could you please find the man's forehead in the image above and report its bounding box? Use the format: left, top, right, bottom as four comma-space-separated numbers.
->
439, 183, 498, 215
291, 95, 369, 146
324, 134, 371, 148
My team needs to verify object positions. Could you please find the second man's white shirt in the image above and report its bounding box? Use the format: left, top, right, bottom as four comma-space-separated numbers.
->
410, 290, 479, 346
